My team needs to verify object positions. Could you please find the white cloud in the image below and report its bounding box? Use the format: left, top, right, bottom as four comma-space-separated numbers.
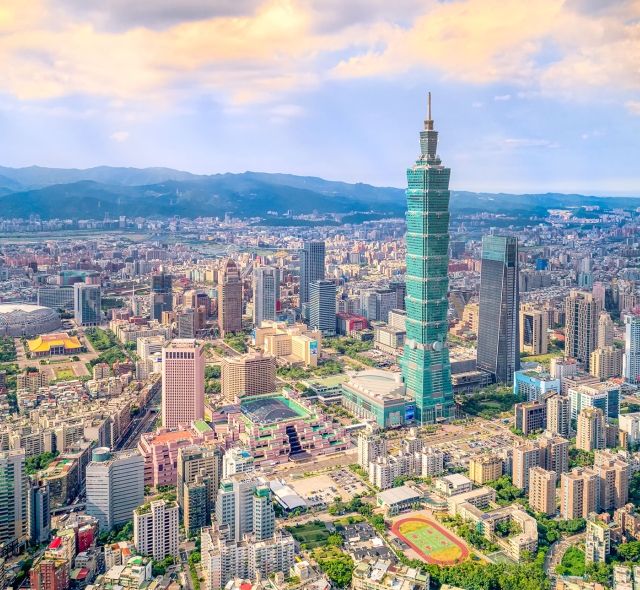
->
494, 94, 512, 101
626, 101, 640, 116
110, 130, 129, 142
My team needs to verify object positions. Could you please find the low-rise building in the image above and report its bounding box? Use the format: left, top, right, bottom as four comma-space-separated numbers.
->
376, 485, 422, 515
434, 474, 473, 497
352, 558, 429, 590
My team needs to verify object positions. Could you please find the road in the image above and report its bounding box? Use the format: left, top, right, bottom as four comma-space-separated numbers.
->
544, 532, 585, 578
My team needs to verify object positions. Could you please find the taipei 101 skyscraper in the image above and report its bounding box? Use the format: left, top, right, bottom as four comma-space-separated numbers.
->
400, 94, 454, 424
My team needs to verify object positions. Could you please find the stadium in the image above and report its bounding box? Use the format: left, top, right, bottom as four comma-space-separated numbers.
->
0, 303, 61, 337
228, 392, 348, 466
240, 394, 310, 424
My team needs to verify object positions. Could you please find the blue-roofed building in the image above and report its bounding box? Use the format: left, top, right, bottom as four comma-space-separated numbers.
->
513, 370, 560, 402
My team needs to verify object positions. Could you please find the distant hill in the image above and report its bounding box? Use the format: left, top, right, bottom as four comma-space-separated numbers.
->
0, 165, 637, 220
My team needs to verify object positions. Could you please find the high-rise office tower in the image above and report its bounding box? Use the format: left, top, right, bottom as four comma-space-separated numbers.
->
161, 339, 205, 428
514, 401, 546, 435
389, 279, 406, 311
546, 394, 571, 438
177, 308, 196, 338
623, 312, 640, 384
85, 448, 144, 531
253, 266, 279, 328
73, 283, 101, 326
520, 305, 548, 355
399, 95, 454, 424
218, 259, 243, 336
360, 289, 397, 322
309, 280, 336, 336
576, 407, 605, 452
150, 272, 173, 321
565, 290, 601, 371
528, 467, 557, 516
177, 444, 223, 533
299, 241, 325, 307
28, 478, 51, 545
0, 450, 28, 548
477, 235, 520, 384
598, 311, 614, 348
220, 352, 276, 403
37, 286, 75, 310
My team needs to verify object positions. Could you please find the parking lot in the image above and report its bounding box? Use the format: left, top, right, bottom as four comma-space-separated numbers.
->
287, 468, 369, 507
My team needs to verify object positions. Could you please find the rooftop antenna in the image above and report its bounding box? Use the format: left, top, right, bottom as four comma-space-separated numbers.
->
425, 91, 434, 131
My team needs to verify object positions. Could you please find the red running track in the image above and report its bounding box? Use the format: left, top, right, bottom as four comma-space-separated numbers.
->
390, 516, 470, 566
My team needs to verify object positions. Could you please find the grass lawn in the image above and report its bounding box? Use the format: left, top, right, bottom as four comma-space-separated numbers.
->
54, 366, 76, 380
392, 517, 469, 565
556, 546, 585, 577
286, 521, 330, 549
521, 352, 562, 364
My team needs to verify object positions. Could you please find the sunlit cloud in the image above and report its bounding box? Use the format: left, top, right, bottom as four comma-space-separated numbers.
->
0, 0, 637, 113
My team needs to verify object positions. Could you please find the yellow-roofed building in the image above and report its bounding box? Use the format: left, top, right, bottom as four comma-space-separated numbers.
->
27, 333, 84, 357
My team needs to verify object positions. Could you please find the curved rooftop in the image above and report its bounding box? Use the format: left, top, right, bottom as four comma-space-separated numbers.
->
0, 303, 61, 337
345, 369, 406, 399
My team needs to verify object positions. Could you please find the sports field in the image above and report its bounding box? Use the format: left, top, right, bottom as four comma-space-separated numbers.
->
391, 517, 469, 565
285, 521, 330, 549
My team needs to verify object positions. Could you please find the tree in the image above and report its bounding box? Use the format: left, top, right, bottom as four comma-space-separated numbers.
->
313, 547, 354, 588
616, 541, 640, 563
585, 562, 612, 585
326, 533, 343, 547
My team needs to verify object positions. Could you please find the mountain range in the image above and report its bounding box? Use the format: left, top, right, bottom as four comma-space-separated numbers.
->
0, 165, 637, 221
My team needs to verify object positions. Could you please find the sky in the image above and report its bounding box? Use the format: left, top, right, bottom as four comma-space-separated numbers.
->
0, 0, 639, 194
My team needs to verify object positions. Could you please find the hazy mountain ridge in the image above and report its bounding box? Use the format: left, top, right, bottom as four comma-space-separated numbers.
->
0, 165, 637, 220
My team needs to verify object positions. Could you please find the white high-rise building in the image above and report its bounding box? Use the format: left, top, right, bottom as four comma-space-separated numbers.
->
86, 448, 144, 531
0, 450, 28, 548
357, 427, 387, 469
222, 448, 255, 478
201, 528, 295, 590
134, 499, 179, 560
619, 412, 640, 445
253, 266, 279, 328
623, 313, 640, 385
162, 339, 205, 429
215, 474, 270, 542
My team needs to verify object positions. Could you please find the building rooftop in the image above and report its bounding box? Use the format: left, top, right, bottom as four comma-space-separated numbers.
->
377, 485, 422, 505
344, 369, 406, 402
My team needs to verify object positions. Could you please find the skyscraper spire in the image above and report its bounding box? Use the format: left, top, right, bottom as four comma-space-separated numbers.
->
400, 97, 453, 424
425, 91, 434, 131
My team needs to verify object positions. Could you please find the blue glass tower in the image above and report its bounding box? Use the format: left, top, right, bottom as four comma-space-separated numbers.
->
400, 94, 454, 424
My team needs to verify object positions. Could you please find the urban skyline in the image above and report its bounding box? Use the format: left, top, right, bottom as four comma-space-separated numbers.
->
1, 5, 640, 590
0, 2, 639, 194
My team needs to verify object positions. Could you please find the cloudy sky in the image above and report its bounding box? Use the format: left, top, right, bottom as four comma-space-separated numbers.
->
1, 0, 639, 194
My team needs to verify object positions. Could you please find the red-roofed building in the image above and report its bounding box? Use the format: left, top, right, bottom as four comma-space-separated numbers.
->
137, 423, 215, 487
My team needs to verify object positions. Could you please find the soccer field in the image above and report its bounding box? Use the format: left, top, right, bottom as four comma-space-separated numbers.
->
392, 517, 469, 565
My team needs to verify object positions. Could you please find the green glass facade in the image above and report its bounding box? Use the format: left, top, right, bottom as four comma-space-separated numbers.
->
400, 99, 454, 424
